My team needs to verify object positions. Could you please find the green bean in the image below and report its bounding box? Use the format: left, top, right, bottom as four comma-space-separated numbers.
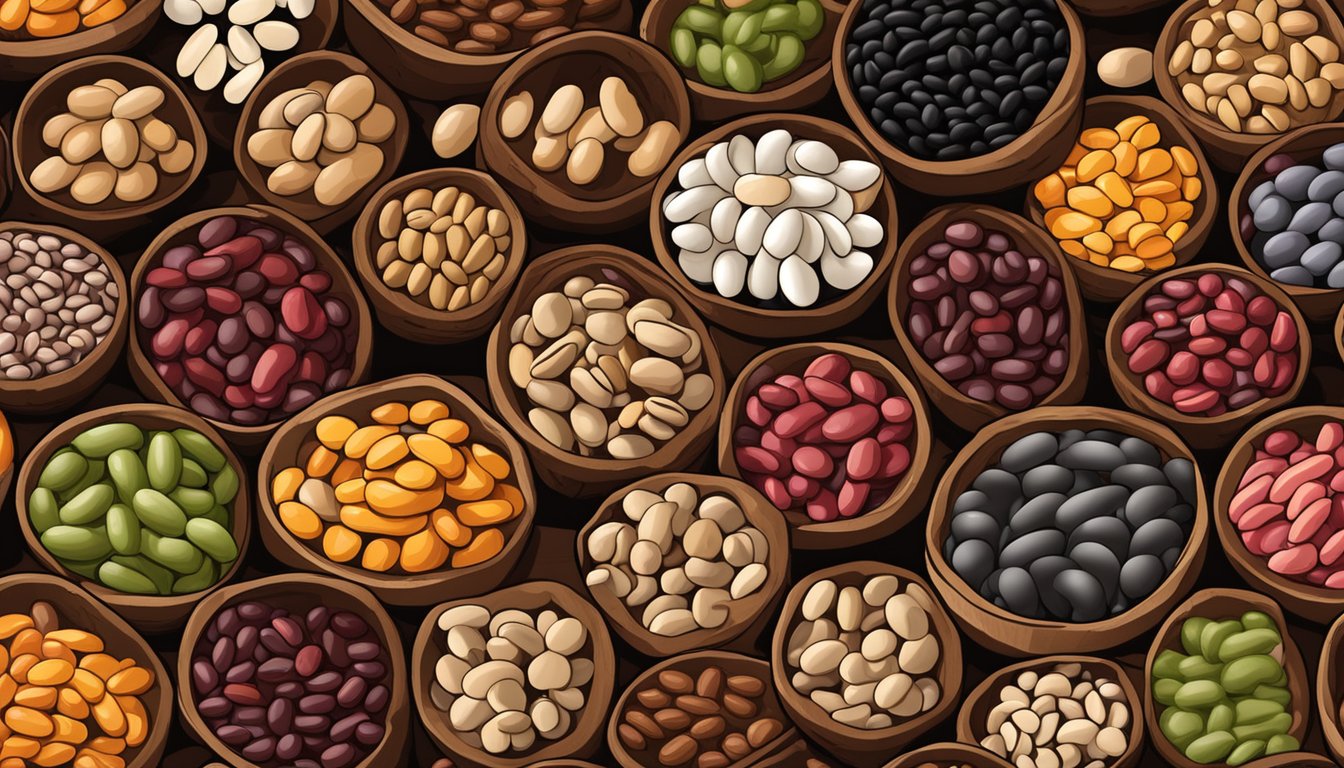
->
760, 4, 798, 33
71, 423, 143, 458
38, 451, 86, 492
732, 11, 764, 46
763, 33, 806, 80
146, 431, 182, 492
795, 0, 824, 39
107, 448, 148, 506
696, 42, 728, 87
678, 5, 724, 36
28, 488, 60, 534
723, 44, 764, 92
670, 27, 698, 68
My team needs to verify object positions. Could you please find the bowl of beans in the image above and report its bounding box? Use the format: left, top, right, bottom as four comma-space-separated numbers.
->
0, 222, 129, 415
1026, 95, 1219, 303
887, 204, 1089, 433
638, 0, 843, 122
178, 572, 409, 768
128, 204, 375, 452
1154, 0, 1344, 170
258, 372, 536, 606
413, 581, 616, 767
351, 168, 528, 345
608, 650, 796, 768
1104, 264, 1310, 451
717, 342, 934, 549
485, 244, 724, 498
12, 55, 206, 235
881, 743, 1014, 768
956, 656, 1144, 768
831, 0, 1086, 195
477, 31, 691, 233
649, 113, 898, 339
1213, 406, 1344, 623
578, 473, 789, 657
0, 0, 161, 81
1145, 588, 1309, 767
342, 0, 632, 101
0, 572, 173, 768
926, 405, 1208, 657
1230, 123, 1344, 322
234, 51, 409, 233
770, 561, 963, 765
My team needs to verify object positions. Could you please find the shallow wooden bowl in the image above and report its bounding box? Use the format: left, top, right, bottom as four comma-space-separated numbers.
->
882, 743, 1015, 768
1319, 612, 1344, 766
0, 0, 162, 81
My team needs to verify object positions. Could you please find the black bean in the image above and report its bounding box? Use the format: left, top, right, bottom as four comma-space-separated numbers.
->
997, 566, 1040, 617
1120, 554, 1167, 600
1008, 492, 1066, 535
999, 431, 1058, 473
950, 510, 1001, 543
999, 529, 1066, 568
1021, 464, 1074, 496
1054, 485, 1128, 533
1068, 517, 1130, 561
1130, 518, 1186, 559
952, 538, 996, 588
1067, 542, 1120, 601
1123, 485, 1179, 529
1053, 569, 1107, 622
1056, 440, 1127, 472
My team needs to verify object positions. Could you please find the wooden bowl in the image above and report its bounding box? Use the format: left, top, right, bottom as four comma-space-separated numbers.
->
0, 222, 128, 415
477, 31, 691, 234
882, 743, 1014, 768
925, 406, 1208, 656
1145, 588, 1310, 768
1319, 612, 1344, 767
649, 113, 899, 338
343, 0, 633, 101
716, 341, 935, 549
830, 0, 1086, 195
1025, 95, 1218, 303
351, 168, 528, 345
127, 204, 375, 453
1245, 754, 1341, 768
484, 244, 725, 498
234, 51, 409, 234
755, 739, 841, 768
1070, 0, 1173, 15
177, 573, 410, 768
955, 656, 1145, 768
413, 581, 616, 768
0, 573, 171, 768
577, 473, 790, 657
770, 561, 963, 765
886, 204, 1090, 433
0, 0, 162, 81
15, 403, 251, 633
0, 124, 10, 210
1104, 263, 1311, 451
1214, 406, 1344, 624
1229, 122, 1344, 323
608, 650, 798, 768
257, 373, 536, 607
638, 0, 843, 122
1154, 0, 1344, 170
12, 55, 206, 227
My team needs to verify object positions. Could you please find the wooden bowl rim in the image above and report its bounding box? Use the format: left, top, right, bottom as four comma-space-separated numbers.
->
881, 742, 1015, 768
1317, 611, 1344, 765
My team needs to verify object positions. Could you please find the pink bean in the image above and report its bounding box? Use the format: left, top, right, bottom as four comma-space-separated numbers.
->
1289, 497, 1333, 543
1268, 543, 1318, 575
1269, 453, 1334, 502
1229, 474, 1274, 524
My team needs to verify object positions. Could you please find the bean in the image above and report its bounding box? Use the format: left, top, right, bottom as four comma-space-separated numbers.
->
71, 423, 143, 457
98, 560, 159, 594
107, 503, 142, 555
40, 525, 112, 561
147, 431, 182, 491
38, 451, 86, 492
58, 482, 114, 525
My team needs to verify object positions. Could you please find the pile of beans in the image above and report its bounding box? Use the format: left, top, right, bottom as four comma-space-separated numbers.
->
0, 0, 125, 36
732, 352, 914, 521
1240, 145, 1344, 287
0, 600, 156, 766
615, 664, 786, 766
169, 0, 309, 104
1168, 0, 1344, 135
499, 78, 679, 184
190, 600, 392, 767
31, 80, 197, 206
430, 603, 592, 755
372, 183, 511, 313
1152, 611, 1298, 764
376, 0, 621, 54
584, 481, 770, 636
661, 130, 884, 308
506, 273, 714, 460
0, 229, 117, 382
668, 0, 825, 93
246, 74, 396, 207
976, 661, 1132, 766
1230, 420, 1344, 586
842, 0, 1070, 161
270, 397, 524, 573
944, 428, 1198, 622
784, 573, 943, 729
1034, 115, 1201, 273
904, 219, 1071, 411
30, 422, 240, 595
1117, 272, 1299, 416
138, 214, 359, 426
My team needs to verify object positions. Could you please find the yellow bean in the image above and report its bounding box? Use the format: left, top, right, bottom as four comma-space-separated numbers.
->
305, 445, 338, 478
452, 528, 505, 568
279, 501, 323, 540
470, 444, 510, 480
369, 403, 409, 425
343, 425, 398, 459
339, 505, 427, 537
406, 434, 463, 477
271, 468, 304, 503
427, 418, 469, 444
399, 530, 449, 573
364, 480, 443, 517
431, 509, 472, 547
360, 538, 401, 572
322, 525, 362, 563
315, 415, 358, 450
409, 400, 449, 424
393, 460, 438, 490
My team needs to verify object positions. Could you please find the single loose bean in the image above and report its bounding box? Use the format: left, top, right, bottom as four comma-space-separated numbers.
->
1241, 145, 1344, 287
944, 428, 1197, 623
1152, 611, 1298, 764
979, 661, 1131, 766
668, 0, 824, 93
1098, 47, 1155, 89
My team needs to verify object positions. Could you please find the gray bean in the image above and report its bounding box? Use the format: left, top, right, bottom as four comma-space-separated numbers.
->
1055, 485, 1128, 532
1052, 569, 1107, 622
1021, 464, 1074, 496
999, 529, 1066, 569
997, 566, 1039, 617
1274, 165, 1320, 201
1008, 493, 1067, 535
1130, 518, 1185, 558
1055, 440, 1126, 472
1310, 170, 1344, 202
1262, 231, 1310, 268
950, 510, 1002, 544
1118, 436, 1161, 466
1067, 542, 1119, 600
1119, 554, 1165, 600
1123, 485, 1179, 529
1253, 195, 1293, 231
1302, 241, 1343, 275
999, 432, 1058, 473
951, 538, 996, 589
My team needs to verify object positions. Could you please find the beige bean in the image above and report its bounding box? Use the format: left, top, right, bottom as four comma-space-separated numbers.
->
114, 163, 157, 202
159, 140, 196, 175
540, 84, 584, 134
598, 76, 643, 138
628, 120, 679, 177
433, 103, 480, 159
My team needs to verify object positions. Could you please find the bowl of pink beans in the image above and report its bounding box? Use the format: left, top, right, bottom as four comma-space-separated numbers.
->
717, 342, 935, 549
1106, 264, 1310, 450
1216, 406, 1344, 623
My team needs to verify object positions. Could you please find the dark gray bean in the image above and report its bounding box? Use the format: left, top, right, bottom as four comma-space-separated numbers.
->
1055, 440, 1126, 472
999, 431, 1058, 473
1068, 516, 1130, 561
999, 529, 1066, 569
1021, 464, 1075, 496
1111, 463, 1170, 492
1067, 541, 1120, 600
1275, 165, 1320, 201
951, 538, 996, 589
950, 510, 1001, 544
1053, 569, 1107, 622
1054, 485, 1128, 532
1130, 518, 1186, 558
1163, 458, 1197, 504
1123, 485, 1179, 529
997, 566, 1039, 617
1008, 493, 1067, 535
1118, 436, 1161, 466
1119, 554, 1166, 600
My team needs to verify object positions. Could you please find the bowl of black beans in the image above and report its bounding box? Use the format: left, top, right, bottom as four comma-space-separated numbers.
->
924, 405, 1208, 657
832, 0, 1087, 195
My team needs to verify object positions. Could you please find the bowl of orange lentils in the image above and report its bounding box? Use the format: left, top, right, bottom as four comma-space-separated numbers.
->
0, 0, 163, 82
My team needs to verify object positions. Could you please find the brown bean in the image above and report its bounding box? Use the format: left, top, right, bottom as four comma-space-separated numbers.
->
658, 670, 693, 694
626, 710, 664, 740
697, 753, 730, 768
726, 675, 765, 698
722, 692, 757, 718
469, 21, 509, 43
617, 723, 646, 751
653, 707, 691, 730
390, 0, 416, 22
488, 0, 523, 23
689, 715, 725, 740
419, 10, 463, 31
746, 718, 783, 748
675, 694, 719, 715
722, 733, 752, 760
637, 688, 670, 708
659, 734, 697, 766
414, 24, 451, 45
695, 667, 723, 699
530, 25, 570, 44
514, 8, 564, 28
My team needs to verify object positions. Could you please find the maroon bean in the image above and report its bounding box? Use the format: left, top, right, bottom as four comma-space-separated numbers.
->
300, 694, 336, 714
329, 712, 368, 742
363, 685, 389, 713
352, 661, 384, 679
277, 734, 303, 761
346, 641, 381, 662
276, 681, 306, 699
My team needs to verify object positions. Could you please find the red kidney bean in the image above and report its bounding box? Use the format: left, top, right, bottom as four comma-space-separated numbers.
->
137, 215, 358, 426
1118, 272, 1299, 417
904, 220, 1071, 411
